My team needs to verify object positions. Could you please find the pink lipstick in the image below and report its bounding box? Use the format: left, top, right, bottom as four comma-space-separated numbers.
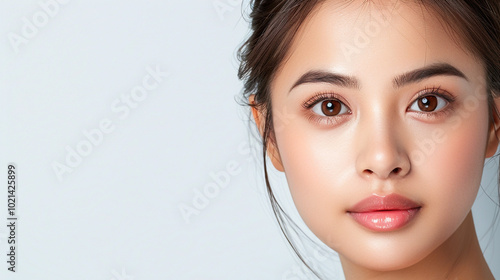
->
347, 194, 421, 232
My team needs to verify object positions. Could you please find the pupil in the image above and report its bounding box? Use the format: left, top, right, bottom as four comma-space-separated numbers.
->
422, 97, 429, 108
322, 100, 341, 116
418, 96, 437, 112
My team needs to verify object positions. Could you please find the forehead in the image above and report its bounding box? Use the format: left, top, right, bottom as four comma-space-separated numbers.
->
272, 0, 484, 91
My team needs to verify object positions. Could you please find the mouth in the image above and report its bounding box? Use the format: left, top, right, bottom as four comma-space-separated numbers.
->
347, 193, 422, 232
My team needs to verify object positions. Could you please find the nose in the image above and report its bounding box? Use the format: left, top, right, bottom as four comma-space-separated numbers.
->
355, 119, 411, 180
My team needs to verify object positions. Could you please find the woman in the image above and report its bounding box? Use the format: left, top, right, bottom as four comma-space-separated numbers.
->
238, 0, 500, 279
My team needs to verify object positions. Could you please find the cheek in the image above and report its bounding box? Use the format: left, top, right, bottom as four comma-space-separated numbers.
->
417, 107, 489, 230
274, 117, 356, 240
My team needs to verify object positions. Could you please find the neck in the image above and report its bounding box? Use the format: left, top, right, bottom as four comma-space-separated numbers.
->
340, 211, 494, 280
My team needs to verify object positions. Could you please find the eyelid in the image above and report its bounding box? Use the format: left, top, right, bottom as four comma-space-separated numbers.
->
302, 92, 351, 109
406, 86, 457, 120
302, 87, 456, 126
302, 91, 352, 126
409, 86, 456, 105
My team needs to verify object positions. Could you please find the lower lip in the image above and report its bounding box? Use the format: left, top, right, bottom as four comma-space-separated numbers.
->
349, 208, 421, 232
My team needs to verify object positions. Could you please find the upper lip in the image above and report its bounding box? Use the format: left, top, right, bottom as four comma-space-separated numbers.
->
347, 193, 421, 213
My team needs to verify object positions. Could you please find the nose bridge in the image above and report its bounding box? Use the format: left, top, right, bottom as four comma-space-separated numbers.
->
356, 102, 410, 179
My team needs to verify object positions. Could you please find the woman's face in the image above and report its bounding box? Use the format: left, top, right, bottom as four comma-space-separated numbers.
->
265, 0, 498, 271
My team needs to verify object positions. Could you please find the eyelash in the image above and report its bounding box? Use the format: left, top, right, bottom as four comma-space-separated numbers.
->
408, 86, 456, 119
302, 91, 351, 126
301, 87, 456, 126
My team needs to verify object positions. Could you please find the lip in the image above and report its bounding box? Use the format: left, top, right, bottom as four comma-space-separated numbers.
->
347, 194, 421, 232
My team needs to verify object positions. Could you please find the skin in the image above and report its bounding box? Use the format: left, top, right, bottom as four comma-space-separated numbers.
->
250, 1, 500, 279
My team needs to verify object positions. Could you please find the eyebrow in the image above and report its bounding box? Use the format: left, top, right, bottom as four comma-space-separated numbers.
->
393, 63, 468, 88
289, 63, 468, 93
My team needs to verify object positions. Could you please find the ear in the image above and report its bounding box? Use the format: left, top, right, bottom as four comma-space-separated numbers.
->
249, 94, 285, 172
485, 95, 500, 158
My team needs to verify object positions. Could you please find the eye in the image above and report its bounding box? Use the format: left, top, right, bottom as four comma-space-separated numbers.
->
311, 99, 350, 116
302, 93, 352, 126
409, 95, 448, 112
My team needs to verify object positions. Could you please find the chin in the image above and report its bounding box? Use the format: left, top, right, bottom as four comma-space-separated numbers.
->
341, 248, 430, 272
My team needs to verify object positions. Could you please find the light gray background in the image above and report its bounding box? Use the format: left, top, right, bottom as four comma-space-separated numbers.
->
0, 1, 498, 279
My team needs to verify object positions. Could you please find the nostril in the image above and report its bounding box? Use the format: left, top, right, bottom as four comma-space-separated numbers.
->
362, 167, 405, 178
392, 167, 402, 174
363, 169, 374, 175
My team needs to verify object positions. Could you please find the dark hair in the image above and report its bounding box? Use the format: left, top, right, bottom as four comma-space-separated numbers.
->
237, 0, 500, 278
